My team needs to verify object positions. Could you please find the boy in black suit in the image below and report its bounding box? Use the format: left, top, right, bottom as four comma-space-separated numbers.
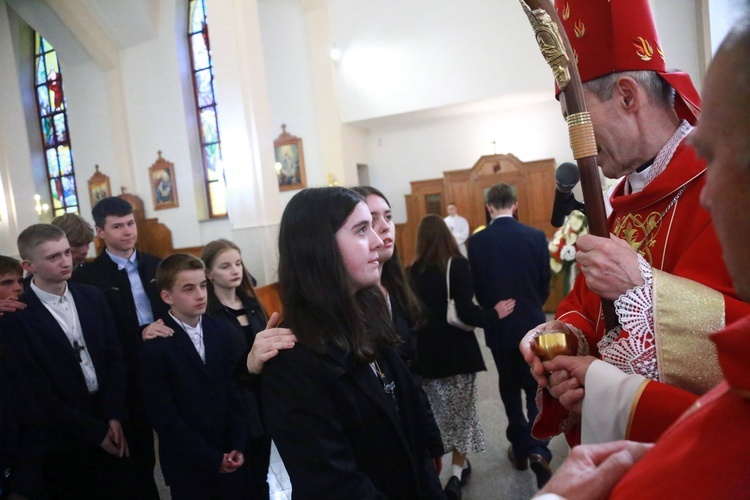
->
140, 254, 250, 499
0, 255, 43, 499
4, 224, 134, 498
468, 183, 553, 487
72, 196, 169, 498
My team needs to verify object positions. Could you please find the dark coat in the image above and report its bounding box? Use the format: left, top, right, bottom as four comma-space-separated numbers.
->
2, 284, 128, 453
262, 343, 445, 499
71, 250, 168, 410
139, 314, 249, 485
0, 321, 45, 499
408, 257, 489, 379
206, 292, 266, 439
468, 217, 550, 351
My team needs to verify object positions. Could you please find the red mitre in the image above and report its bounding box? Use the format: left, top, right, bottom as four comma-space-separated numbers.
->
553, 0, 700, 124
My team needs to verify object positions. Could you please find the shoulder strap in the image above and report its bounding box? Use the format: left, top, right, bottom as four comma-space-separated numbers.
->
446, 257, 452, 298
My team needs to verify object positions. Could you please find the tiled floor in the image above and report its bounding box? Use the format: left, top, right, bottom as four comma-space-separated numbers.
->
156, 326, 571, 499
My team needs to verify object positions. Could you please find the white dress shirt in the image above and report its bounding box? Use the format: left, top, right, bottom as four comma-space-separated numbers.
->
107, 249, 155, 326
444, 214, 470, 257
31, 280, 99, 393
171, 312, 205, 363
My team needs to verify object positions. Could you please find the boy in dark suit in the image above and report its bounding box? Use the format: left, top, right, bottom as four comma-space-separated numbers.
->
468, 183, 553, 487
4, 224, 134, 498
0, 255, 43, 499
72, 196, 170, 498
140, 253, 250, 499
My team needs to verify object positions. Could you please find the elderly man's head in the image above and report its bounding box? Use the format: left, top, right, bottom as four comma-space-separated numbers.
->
695, 17, 750, 301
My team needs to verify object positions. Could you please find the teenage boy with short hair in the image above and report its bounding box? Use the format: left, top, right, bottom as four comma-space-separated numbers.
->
72, 196, 169, 498
3, 224, 133, 498
0, 255, 25, 316
51, 213, 95, 268
140, 253, 250, 499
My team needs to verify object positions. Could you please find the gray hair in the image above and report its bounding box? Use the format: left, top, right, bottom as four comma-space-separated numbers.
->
584, 70, 675, 111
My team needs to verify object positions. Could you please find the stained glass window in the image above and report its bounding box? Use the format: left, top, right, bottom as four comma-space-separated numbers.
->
188, 0, 227, 218
33, 34, 79, 216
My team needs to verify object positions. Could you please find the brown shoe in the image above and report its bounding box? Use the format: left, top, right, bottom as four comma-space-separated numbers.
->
530, 454, 552, 488
507, 445, 528, 471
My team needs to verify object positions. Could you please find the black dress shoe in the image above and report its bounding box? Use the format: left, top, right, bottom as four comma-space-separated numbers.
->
530, 454, 552, 488
460, 459, 472, 486
444, 476, 462, 500
507, 445, 528, 471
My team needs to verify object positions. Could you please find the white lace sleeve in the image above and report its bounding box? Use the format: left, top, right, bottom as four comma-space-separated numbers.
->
614, 254, 654, 340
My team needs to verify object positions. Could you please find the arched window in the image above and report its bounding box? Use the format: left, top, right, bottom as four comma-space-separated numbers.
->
188, 0, 227, 218
34, 33, 79, 216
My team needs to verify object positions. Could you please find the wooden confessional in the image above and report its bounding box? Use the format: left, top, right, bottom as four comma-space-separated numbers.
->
395, 153, 564, 312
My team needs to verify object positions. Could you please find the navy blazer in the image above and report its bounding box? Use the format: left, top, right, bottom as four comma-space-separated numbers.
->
0, 321, 46, 499
2, 283, 128, 452
139, 314, 249, 484
468, 217, 550, 351
262, 343, 445, 499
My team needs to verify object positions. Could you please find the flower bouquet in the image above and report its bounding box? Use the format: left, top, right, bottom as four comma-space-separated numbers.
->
548, 209, 588, 295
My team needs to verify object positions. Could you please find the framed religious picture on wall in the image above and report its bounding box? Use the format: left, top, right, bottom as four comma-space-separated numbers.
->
149, 151, 179, 210
88, 164, 112, 205
273, 124, 307, 191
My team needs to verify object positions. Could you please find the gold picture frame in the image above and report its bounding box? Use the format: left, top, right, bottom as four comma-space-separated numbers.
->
88, 164, 112, 205
273, 124, 307, 191
149, 151, 179, 210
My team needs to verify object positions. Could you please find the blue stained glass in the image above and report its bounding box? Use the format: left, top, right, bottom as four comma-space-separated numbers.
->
66, 206, 78, 214
189, 0, 206, 33
50, 178, 63, 208
200, 108, 218, 143
37, 86, 50, 115
195, 69, 214, 107
53, 114, 67, 143
191, 33, 209, 70
62, 175, 77, 207
36, 57, 46, 85
57, 145, 72, 175
39, 37, 49, 54
46, 148, 59, 177
204, 144, 221, 181
42, 117, 54, 147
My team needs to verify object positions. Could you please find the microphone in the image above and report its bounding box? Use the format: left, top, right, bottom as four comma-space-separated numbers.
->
551, 162, 585, 227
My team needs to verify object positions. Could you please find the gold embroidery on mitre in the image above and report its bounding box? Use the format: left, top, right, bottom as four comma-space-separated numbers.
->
574, 19, 585, 38
612, 211, 662, 263
633, 37, 654, 61
656, 44, 665, 61
562, 2, 570, 20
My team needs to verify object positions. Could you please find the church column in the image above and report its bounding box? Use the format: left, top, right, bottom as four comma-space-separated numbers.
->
206, 0, 283, 284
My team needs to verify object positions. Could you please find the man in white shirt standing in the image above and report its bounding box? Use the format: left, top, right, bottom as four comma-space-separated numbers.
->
444, 202, 470, 257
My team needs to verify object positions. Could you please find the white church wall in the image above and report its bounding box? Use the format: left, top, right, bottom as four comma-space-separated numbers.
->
328, 0, 706, 124
0, 1, 37, 255
363, 96, 571, 223
117, 0, 209, 250
258, 0, 326, 206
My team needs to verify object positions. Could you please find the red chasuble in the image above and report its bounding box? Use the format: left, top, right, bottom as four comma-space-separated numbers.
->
533, 141, 750, 444
611, 315, 750, 498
